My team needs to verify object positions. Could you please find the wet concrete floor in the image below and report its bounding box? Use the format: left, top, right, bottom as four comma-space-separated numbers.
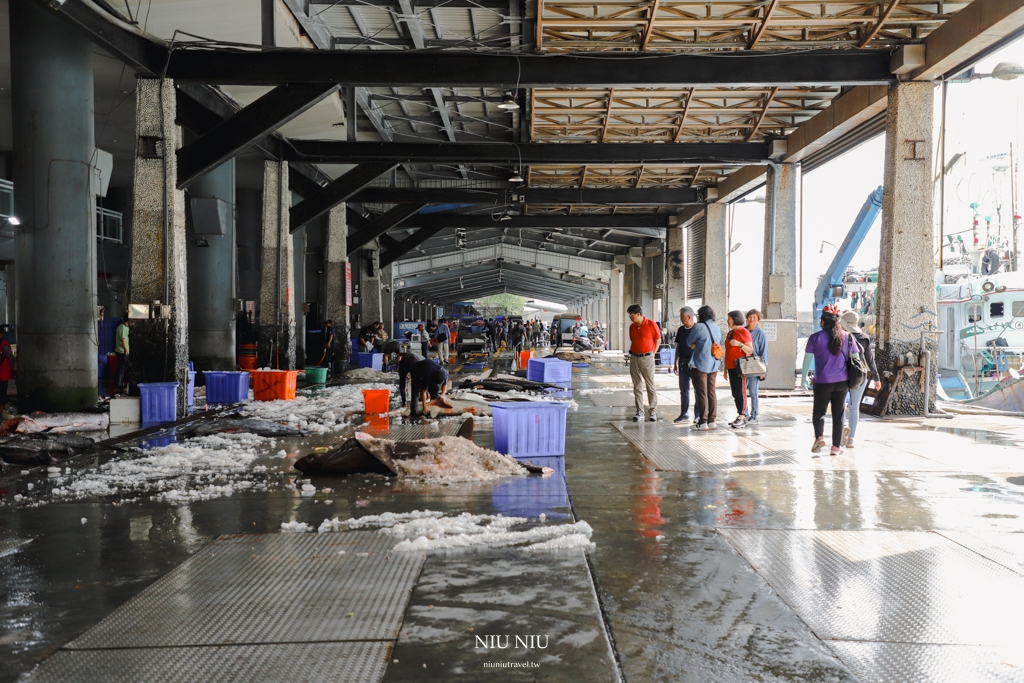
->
2, 358, 1024, 681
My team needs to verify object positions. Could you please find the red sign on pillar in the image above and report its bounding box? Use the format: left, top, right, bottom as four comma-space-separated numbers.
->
345, 262, 353, 307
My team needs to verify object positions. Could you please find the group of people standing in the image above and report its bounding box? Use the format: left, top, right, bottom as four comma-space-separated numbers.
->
667, 306, 767, 430
649, 301, 879, 454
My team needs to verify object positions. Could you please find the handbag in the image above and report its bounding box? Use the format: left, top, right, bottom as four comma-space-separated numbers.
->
704, 322, 725, 361
845, 334, 867, 390
738, 355, 767, 377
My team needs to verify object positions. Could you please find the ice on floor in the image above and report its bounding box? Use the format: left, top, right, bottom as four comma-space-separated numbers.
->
241, 383, 395, 433
384, 435, 529, 482
344, 368, 396, 380
281, 521, 313, 532
316, 510, 595, 551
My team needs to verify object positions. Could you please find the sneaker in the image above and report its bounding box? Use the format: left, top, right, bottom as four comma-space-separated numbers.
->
842, 426, 850, 446
811, 437, 826, 453
648, 412, 658, 422
707, 422, 717, 431
673, 413, 689, 424
729, 416, 745, 428
846, 438, 855, 449
690, 422, 707, 432
632, 410, 644, 422
830, 446, 843, 456
747, 417, 758, 424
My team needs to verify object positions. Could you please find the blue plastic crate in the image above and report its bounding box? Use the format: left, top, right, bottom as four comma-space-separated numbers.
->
187, 371, 196, 408
526, 357, 572, 384
138, 382, 178, 423
659, 347, 676, 366
489, 401, 569, 457
491, 456, 571, 520
356, 352, 384, 371
205, 371, 250, 403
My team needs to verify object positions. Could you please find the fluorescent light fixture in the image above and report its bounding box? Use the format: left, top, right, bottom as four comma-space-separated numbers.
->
7, 216, 20, 226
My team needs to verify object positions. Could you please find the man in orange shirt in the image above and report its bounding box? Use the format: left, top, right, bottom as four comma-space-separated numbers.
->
627, 304, 661, 421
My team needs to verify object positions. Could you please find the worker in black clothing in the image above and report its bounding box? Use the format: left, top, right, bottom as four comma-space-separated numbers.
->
396, 352, 425, 406
409, 357, 449, 417
357, 324, 376, 352
673, 306, 697, 424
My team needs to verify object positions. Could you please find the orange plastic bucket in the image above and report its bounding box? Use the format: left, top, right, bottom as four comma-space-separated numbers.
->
362, 388, 391, 414
518, 350, 532, 367
252, 369, 299, 401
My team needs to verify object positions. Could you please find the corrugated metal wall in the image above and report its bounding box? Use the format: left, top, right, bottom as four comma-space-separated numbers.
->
687, 217, 706, 300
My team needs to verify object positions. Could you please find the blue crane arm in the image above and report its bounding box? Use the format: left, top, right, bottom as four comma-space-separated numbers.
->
814, 185, 884, 317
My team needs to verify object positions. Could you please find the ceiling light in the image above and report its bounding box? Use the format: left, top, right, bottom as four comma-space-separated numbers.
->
7, 216, 20, 226
993, 61, 1024, 80
499, 212, 512, 221
498, 92, 520, 111
509, 171, 524, 183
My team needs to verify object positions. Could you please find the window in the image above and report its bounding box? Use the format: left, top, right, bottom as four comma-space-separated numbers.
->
967, 304, 983, 324
990, 302, 1005, 319
1013, 301, 1024, 317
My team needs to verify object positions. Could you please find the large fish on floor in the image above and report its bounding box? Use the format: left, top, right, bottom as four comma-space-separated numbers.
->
0, 433, 98, 465
178, 414, 308, 438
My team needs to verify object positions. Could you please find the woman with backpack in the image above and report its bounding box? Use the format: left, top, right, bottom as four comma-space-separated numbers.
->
803, 304, 859, 455
687, 305, 723, 431
840, 310, 881, 449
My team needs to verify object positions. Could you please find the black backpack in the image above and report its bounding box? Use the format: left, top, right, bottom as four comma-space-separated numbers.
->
845, 334, 867, 390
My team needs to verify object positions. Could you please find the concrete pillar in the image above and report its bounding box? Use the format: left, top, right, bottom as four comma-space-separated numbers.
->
666, 226, 686, 324
381, 263, 394, 335
293, 227, 306, 368
10, 3, 99, 411
608, 267, 624, 351
704, 203, 729, 328
258, 161, 295, 369
762, 163, 800, 320
126, 78, 189, 415
323, 203, 349, 364
360, 246, 383, 324
236, 189, 262, 304
187, 160, 236, 371
877, 82, 938, 414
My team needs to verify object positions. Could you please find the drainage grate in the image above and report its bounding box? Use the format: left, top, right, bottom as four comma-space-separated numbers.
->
721, 529, 1024, 646
67, 532, 424, 649
27, 642, 390, 683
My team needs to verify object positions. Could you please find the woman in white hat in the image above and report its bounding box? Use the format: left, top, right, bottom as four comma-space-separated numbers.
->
840, 310, 880, 449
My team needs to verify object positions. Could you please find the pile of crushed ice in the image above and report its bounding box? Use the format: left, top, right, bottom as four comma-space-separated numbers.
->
45, 432, 269, 503
344, 368, 396, 380
315, 510, 594, 551
383, 435, 529, 483
577, 387, 616, 396
242, 383, 394, 434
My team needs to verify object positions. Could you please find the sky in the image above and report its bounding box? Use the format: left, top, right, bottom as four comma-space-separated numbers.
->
727, 37, 1024, 315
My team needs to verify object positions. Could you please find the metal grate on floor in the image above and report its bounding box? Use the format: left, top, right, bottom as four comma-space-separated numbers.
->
374, 420, 468, 441
720, 529, 1024, 647
0, 537, 33, 558
67, 532, 423, 648
588, 391, 680, 407
826, 641, 1024, 683
26, 642, 391, 683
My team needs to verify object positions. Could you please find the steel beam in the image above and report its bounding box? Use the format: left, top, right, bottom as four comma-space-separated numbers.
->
393, 213, 670, 229
289, 162, 397, 230
166, 49, 895, 87
285, 141, 766, 164
347, 203, 428, 255
380, 226, 448, 267
177, 83, 339, 188
354, 186, 703, 205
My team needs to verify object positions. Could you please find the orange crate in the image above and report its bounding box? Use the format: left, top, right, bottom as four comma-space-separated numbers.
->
518, 350, 532, 367
362, 388, 392, 414
252, 369, 299, 401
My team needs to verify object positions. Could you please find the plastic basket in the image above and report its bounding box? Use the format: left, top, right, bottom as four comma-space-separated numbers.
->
138, 382, 178, 423
362, 388, 391, 414
187, 371, 196, 408
251, 370, 299, 401
305, 366, 328, 384
491, 456, 570, 519
489, 401, 569, 457
356, 352, 384, 371
526, 357, 572, 384
659, 347, 676, 366
205, 371, 250, 403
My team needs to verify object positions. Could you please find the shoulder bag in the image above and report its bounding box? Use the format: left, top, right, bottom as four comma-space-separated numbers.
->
845, 333, 866, 390
704, 322, 725, 361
